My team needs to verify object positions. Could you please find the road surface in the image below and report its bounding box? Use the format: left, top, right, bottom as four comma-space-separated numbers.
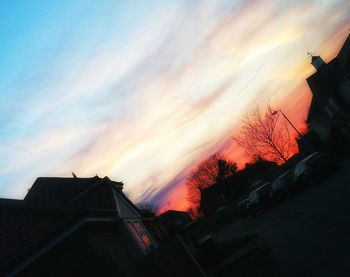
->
216, 160, 350, 277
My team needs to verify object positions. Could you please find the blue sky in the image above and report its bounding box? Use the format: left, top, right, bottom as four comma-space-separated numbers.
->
0, 0, 349, 211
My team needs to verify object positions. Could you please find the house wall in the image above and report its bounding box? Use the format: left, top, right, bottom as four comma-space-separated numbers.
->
338, 78, 350, 107
18, 223, 143, 277
139, 235, 205, 277
310, 113, 331, 140
142, 218, 169, 243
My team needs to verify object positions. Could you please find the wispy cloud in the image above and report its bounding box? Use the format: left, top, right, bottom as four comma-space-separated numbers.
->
0, 0, 349, 210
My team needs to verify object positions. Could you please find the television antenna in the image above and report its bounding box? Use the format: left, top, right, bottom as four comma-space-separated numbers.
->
307, 52, 315, 58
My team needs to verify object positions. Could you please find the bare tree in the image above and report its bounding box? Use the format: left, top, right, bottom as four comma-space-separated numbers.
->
187, 154, 237, 190
186, 154, 237, 217
234, 103, 297, 164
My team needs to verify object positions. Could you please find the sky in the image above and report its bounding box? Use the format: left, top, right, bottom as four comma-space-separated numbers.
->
0, 0, 349, 212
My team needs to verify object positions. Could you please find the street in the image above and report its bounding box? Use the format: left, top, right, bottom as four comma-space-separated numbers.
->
216, 160, 350, 277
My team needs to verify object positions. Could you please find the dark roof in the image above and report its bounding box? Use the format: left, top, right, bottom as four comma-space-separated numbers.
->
158, 210, 192, 233
306, 34, 350, 123
0, 176, 139, 274
159, 210, 191, 220
24, 176, 127, 211
313, 33, 350, 87
67, 180, 117, 210
0, 199, 79, 274
307, 58, 339, 100
336, 33, 350, 79
200, 180, 233, 199
115, 187, 141, 215
239, 159, 279, 182
25, 176, 101, 204
138, 208, 156, 218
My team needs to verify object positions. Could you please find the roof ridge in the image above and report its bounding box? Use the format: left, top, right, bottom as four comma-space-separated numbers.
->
66, 177, 107, 205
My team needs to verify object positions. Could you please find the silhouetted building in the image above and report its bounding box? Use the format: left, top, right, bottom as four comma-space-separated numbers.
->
138, 208, 169, 243
158, 210, 192, 235
199, 159, 280, 216
296, 130, 323, 154
240, 158, 280, 188
306, 34, 350, 143
0, 176, 158, 276
200, 181, 234, 215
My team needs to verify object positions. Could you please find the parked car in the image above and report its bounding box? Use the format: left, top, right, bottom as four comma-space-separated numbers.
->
293, 152, 338, 191
197, 232, 215, 246
247, 182, 272, 216
237, 198, 249, 217
269, 170, 294, 204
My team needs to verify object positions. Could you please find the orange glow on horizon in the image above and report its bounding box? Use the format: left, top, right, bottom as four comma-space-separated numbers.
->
160, 83, 314, 214
157, 182, 190, 215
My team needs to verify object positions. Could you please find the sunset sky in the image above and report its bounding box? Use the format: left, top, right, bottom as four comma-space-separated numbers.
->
0, 0, 349, 212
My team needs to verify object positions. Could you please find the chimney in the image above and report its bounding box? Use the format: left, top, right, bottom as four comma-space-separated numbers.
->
311, 55, 326, 71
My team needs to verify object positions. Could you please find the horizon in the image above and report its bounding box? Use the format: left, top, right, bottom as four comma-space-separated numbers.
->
0, 0, 349, 213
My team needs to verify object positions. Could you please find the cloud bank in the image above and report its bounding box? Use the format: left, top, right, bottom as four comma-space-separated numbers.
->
0, 0, 349, 211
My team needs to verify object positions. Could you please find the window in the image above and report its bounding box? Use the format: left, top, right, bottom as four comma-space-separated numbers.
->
126, 220, 154, 253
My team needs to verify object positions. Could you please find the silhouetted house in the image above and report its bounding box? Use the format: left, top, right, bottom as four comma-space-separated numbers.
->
240, 158, 280, 189
0, 176, 158, 276
296, 130, 323, 154
158, 210, 192, 235
199, 180, 236, 216
199, 159, 280, 216
306, 34, 350, 143
138, 208, 169, 243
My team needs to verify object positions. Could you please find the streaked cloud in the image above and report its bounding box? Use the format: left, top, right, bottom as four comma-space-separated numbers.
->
0, 0, 349, 211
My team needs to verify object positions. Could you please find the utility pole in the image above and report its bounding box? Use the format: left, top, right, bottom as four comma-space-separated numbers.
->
272, 109, 314, 153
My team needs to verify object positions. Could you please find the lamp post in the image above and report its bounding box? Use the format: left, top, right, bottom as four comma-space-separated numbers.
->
271, 110, 302, 137
272, 109, 314, 153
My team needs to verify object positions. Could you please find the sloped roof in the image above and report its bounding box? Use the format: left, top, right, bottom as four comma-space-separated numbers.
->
68, 180, 118, 210
0, 176, 141, 274
114, 189, 141, 218
307, 33, 350, 98
25, 176, 101, 204
24, 176, 126, 211
200, 180, 232, 198
306, 58, 339, 100
336, 33, 350, 79
306, 33, 350, 123
24, 174, 143, 218
159, 210, 191, 220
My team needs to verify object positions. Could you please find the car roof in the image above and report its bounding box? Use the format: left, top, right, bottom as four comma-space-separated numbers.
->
277, 169, 294, 179
256, 182, 271, 191
238, 199, 248, 204
300, 152, 324, 163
